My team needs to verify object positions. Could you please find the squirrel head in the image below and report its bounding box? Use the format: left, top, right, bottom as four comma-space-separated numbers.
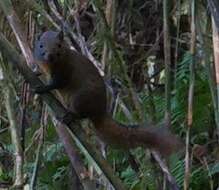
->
34, 30, 67, 63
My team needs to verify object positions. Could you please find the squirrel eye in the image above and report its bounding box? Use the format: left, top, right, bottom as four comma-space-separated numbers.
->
40, 44, 43, 48
41, 52, 45, 56
58, 44, 61, 48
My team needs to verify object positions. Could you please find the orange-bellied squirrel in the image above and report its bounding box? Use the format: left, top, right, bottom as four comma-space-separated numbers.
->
34, 30, 180, 155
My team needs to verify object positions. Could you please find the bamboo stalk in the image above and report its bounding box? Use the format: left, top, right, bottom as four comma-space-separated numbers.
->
163, 0, 172, 124
184, 0, 196, 189
197, 15, 219, 145
212, 19, 219, 141
4, 86, 24, 188
174, 0, 181, 89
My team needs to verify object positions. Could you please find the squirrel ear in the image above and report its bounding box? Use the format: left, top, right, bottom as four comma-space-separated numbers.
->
57, 30, 64, 41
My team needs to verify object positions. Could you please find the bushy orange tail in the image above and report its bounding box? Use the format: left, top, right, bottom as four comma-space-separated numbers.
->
92, 115, 181, 156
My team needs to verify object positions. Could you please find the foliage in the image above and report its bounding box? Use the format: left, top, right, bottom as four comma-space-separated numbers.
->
0, 0, 218, 189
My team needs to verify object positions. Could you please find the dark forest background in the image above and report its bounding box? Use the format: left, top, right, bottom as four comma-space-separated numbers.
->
0, 0, 219, 189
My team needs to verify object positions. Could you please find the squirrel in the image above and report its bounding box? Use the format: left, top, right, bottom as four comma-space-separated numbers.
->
34, 30, 181, 155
